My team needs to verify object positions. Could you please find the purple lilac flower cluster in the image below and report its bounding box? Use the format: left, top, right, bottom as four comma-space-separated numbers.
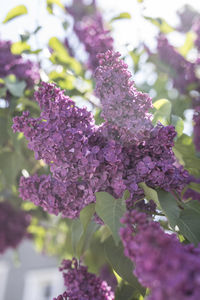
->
0, 40, 39, 88
13, 51, 190, 217
53, 258, 114, 300
193, 19, 200, 51
157, 35, 198, 94
157, 33, 200, 153
66, 0, 113, 71
176, 5, 200, 33
13, 82, 126, 217
123, 124, 189, 208
95, 51, 153, 144
120, 210, 200, 300
0, 201, 30, 253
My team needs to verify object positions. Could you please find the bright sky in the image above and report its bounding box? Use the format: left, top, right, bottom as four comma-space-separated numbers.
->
0, 0, 200, 52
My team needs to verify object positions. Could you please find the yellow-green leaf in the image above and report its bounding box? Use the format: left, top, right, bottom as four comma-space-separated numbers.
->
111, 12, 131, 22
178, 32, 195, 57
11, 41, 31, 55
47, 0, 64, 8
153, 98, 172, 125
3, 5, 28, 24
49, 37, 82, 74
144, 16, 174, 34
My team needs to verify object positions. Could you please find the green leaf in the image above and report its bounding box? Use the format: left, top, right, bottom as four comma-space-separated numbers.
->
178, 32, 195, 57
129, 49, 144, 72
47, 0, 64, 8
3, 5, 28, 23
0, 87, 7, 98
80, 203, 95, 231
187, 182, 200, 194
95, 192, 126, 245
104, 236, 145, 294
77, 221, 99, 256
11, 41, 31, 55
49, 37, 82, 74
171, 115, 184, 138
144, 16, 174, 34
71, 204, 98, 257
0, 151, 24, 186
111, 12, 131, 22
115, 282, 140, 300
71, 219, 83, 255
17, 97, 40, 111
174, 134, 200, 177
0, 115, 9, 146
139, 182, 160, 209
49, 70, 75, 90
5, 77, 26, 97
99, 225, 112, 243
158, 190, 180, 229
177, 202, 200, 245
153, 99, 172, 125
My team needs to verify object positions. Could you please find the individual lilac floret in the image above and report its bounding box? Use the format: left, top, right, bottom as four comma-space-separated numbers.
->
193, 106, 200, 152
120, 210, 200, 300
157, 35, 198, 94
0, 40, 39, 88
53, 258, 114, 300
95, 51, 153, 144
66, 0, 113, 71
0, 201, 30, 254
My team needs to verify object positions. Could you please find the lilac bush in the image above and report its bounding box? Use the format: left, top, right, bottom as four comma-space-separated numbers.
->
2, 2, 200, 299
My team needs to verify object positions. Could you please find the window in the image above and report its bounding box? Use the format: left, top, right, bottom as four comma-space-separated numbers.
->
23, 268, 64, 300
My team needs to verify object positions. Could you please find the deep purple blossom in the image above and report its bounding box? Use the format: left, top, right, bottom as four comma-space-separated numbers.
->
13, 82, 96, 184
19, 174, 96, 219
157, 35, 198, 94
120, 210, 200, 300
13, 79, 189, 217
177, 5, 200, 33
53, 258, 114, 300
95, 51, 153, 144
0, 201, 30, 253
13, 48, 191, 218
183, 188, 200, 201
0, 40, 39, 88
66, 0, 113, 71
121, 123, 189, 210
